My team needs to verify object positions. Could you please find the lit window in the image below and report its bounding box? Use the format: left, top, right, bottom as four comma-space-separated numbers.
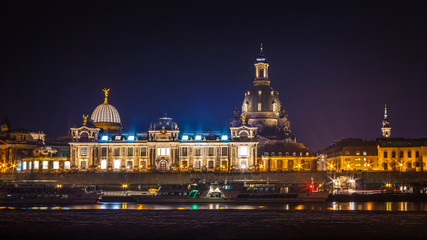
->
128, 136, 135, 141
101, 135, 108, 141
80, 147, 88, 156
34, 161, 39, 170
221, 135, 228, 141
100, 160, 107, 170
238, 146, 249, 157
114, 160, 121, 170
157, 148, 170, 156
115, 136, 121, 140
258, 102, 262, 111
64, 161, 70, 170
23, 162, 27, 170
29, 162, 32, 170
240, 159, 248, 169
53, 161, 59, 170
272, 103, 276, 112
81, 161, 87, 169
195, 135, 202, 141
363, 151, 367, 156
195, 160, 201, 169
258, 90, 262, 95
42, 161, 48, 169
182, 135, 189, 141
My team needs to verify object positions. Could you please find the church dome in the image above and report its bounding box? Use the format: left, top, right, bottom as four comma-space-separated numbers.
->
90, 89, 122, 132
242, 85, 282, 113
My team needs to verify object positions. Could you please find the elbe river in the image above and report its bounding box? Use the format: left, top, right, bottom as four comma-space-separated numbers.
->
1, 202, 426, 240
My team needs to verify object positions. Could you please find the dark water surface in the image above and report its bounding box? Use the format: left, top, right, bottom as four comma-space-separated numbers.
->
1, 202, 426, 240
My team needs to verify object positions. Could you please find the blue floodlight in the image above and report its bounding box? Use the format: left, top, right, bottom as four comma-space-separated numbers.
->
182, 135, 189, 141
128, 136, 135, 141
101, 135, 108, 141
195, 135, 202, 141
221, 135, 228, 141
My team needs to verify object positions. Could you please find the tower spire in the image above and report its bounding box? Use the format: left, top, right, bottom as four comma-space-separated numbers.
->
381, 104, 391, 138
384, 104, 388, 120
254, 44, 269, 86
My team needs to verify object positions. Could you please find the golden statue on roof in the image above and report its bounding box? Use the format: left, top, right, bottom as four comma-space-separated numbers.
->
102, 88, 110, 104
82, 114, 88, 125
241, 113, 247, 125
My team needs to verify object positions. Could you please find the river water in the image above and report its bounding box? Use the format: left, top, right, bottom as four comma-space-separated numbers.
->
1, 201, 427, 211
1, 202, 426, 240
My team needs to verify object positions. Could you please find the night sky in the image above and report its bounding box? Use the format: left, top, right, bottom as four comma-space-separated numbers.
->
1, 1, 426, 151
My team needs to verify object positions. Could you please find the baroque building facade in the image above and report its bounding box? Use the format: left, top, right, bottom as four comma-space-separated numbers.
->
68, 90, 258, 173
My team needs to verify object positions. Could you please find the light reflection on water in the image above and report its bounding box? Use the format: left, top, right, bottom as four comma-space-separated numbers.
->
0, 202, 426, 211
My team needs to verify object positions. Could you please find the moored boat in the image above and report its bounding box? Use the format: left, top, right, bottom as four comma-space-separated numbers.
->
0, 183, 101, 205
132, 181, 329, 203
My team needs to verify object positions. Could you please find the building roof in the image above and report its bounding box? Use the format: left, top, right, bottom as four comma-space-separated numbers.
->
91, 103, 121, 124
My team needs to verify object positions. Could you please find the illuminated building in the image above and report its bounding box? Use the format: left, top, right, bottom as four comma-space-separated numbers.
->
0, 116, 70, 172
377, 138, 426, 172
231, 44, 316, 171
0, 116, 46, 172
68, 91, 257, 172
321, 107, 426, 172
322, 138, 378, 172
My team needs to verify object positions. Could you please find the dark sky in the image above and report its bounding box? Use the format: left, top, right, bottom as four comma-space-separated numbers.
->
1, 1, 426, 151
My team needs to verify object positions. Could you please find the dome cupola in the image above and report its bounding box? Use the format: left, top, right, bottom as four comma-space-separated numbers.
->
90, 88, 122, 132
